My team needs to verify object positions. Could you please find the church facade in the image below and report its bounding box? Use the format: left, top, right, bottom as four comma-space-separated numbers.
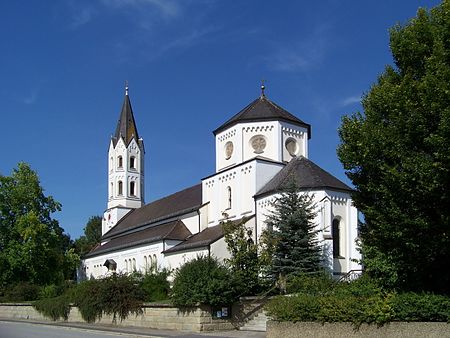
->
81, 85, 361, 279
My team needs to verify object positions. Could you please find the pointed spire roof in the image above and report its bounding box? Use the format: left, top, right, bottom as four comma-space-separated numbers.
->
213, 92, 311, 138
112, 85, 140, 147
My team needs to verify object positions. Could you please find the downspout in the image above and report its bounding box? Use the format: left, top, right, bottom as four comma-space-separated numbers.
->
197, 209, 201, 233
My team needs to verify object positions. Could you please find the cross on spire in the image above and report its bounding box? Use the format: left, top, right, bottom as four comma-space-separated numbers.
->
260, 79, 266, 98
125, 80, 129, 96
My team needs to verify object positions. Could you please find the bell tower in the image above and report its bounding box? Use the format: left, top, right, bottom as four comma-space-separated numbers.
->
102, 83, 145, 236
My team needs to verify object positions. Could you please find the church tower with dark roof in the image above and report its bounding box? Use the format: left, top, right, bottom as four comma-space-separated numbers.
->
102, 84, 145, 236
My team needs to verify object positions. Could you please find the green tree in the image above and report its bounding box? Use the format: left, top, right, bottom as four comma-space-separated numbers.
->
171, 255, 236, 307
222, 217, 260, 296
73, 215, 102, 256
337, 1, 450, 293
264, 178, 323, 283
0, 163, 69, 287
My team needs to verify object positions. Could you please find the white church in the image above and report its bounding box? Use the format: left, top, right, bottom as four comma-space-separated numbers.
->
81, 84, 361, 279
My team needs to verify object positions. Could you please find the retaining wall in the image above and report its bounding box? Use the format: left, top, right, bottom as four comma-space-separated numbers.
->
267, 321, 450, 338
0, 303, 234, 332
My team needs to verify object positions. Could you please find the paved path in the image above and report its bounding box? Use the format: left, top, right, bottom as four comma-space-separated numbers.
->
0, 320, 266, 338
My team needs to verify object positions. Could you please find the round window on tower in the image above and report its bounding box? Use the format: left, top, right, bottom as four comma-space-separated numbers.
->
224, 141, 233, 160
250, 135, 267, 154
285, 137, 299, 156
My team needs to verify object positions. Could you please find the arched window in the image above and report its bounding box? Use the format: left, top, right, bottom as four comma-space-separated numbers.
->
132, 258, 136, 271
125, 259, 128, 273
118, 181, 123, 195
144, 256, 147, 272
118, 156, 123, 168
130, 156, 136, 169
110, 157, 113, 171
332, 219, 340, 258
152, 254, 157, 271
130, 181, 135, 196
227, 186, 232, 210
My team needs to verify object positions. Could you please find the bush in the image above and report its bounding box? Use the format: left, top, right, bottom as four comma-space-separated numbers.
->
139, 270, 170, 302
33, 295, 71, 321
266, 277, 450, 326
4, 282, 40, 301
171, 255, 237, 307
72, 274, 145, 323
286, 272, 336, 295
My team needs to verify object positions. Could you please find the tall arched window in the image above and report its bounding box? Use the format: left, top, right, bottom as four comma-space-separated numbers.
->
118, 156, 123, 168
130, 181, 135, 196
110, 157, 113, 171
118, 181, 123, 195
130, 156, 136, 169
144, 256, 148, 272
132, 258, 136, 271
332, 219, 340, 258
152, 254, 157, 271
227, 186, 232, 210
125, 259, 128, 273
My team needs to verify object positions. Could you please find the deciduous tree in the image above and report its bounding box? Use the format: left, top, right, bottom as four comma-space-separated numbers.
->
337, 1, 450, 293
0, 163, 69, 287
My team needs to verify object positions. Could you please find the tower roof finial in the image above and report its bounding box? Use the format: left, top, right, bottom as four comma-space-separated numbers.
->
260, 79, 265, 98
125, 80, 129, 96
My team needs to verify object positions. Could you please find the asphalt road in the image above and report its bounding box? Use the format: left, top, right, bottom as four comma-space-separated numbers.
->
0, 321, 266, 338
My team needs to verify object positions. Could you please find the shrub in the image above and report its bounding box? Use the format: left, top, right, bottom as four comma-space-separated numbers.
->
139, 270, 170, 302
4, 282, 40, 301
171, 255, 237, 307
266, 277, 450, 326
286, 272, 336, 295
39, 284, 61, 299
390, 292, 450, 322
34, 295, 71, 321
72, 274, 145, 323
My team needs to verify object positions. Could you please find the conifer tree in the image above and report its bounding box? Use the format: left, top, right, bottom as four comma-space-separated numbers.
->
264, 178, 323, 281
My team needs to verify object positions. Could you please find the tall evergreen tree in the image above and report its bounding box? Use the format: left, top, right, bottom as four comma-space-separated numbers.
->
264, 178, 323, 280
338, 1, 450, 293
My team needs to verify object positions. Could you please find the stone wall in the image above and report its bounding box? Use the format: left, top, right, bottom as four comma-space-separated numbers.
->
0, 303, 235, 332
267, 321, 450, 338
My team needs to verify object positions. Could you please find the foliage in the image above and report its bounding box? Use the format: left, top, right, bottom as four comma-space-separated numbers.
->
73, 216, 102, 257
337, 1, 450, 293
3, 282, 41, 302
138, 270, 171, 302
33, 295, 71, 321
285, 272, 336, 295
263, 178, 323, 282
0, 163, 71, 287
222, 217, 262, 296
266, 277, 450, 326
171, 255, 237, 307
72, 274, 144, 323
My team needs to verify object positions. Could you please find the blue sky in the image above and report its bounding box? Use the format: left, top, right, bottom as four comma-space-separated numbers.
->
0, 0, 441, 239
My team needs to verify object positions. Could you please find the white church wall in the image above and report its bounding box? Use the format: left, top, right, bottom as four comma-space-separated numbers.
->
280, 122, 309, 161
164, 248, 209, 271
179, 211, 200, 235
216, 127, 240, 172
210, 238, 230, 261
242, 121, 279, 163
254, 160, 284, 192
83, 241, 164, 279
